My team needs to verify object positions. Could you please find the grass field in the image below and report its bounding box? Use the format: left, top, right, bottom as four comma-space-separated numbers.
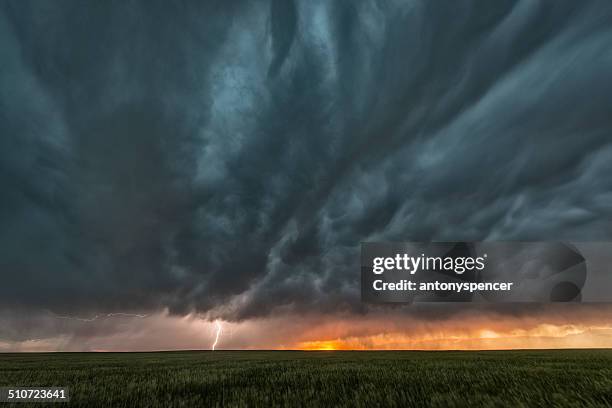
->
1, 350, 612, 407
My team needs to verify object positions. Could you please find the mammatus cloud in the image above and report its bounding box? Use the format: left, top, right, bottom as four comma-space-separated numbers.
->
1, 0, 612, 346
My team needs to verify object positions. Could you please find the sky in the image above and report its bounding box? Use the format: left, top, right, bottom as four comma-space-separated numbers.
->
1, 0, 612, 351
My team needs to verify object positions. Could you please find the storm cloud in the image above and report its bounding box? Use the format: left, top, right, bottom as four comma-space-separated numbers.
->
1, 0, 612, 329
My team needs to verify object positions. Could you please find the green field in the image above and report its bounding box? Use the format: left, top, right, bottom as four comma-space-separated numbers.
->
1, 350, 612, 407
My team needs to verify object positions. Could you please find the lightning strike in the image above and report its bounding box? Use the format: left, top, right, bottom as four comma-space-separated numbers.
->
46, 311, 148, 322
212, 320, 222, 351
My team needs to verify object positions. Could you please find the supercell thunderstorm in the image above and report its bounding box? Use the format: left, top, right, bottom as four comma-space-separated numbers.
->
1, 0, 612, 347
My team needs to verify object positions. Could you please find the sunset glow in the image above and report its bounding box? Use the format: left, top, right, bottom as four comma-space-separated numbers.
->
294, 324, 612, 351
3, 310, 612, 352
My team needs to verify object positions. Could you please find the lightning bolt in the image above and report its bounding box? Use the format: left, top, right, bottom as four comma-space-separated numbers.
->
46, 311, 148, 322
212, 320, 222, 351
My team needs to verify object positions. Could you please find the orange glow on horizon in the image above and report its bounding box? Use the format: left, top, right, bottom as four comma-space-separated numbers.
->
293, 324, 612, 351
4, 309, 612, 352
300, 341, 342, 351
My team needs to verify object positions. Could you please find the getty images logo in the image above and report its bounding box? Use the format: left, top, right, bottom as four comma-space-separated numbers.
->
362, 242, 591, 303
371, 253, 488, 275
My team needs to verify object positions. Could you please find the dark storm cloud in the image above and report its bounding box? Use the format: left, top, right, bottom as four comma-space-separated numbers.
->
1, 0, 612, 323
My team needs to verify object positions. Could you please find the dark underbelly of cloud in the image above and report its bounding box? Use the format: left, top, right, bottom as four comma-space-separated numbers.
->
1, 0, 611, 321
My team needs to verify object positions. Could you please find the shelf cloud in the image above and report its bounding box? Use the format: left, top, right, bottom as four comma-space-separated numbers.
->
1, 0, 612, 347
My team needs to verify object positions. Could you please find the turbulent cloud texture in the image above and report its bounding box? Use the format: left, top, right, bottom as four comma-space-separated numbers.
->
1, 0, 612, 334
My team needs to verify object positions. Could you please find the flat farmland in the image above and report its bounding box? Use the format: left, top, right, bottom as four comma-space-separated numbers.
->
1, 350, 612, 407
